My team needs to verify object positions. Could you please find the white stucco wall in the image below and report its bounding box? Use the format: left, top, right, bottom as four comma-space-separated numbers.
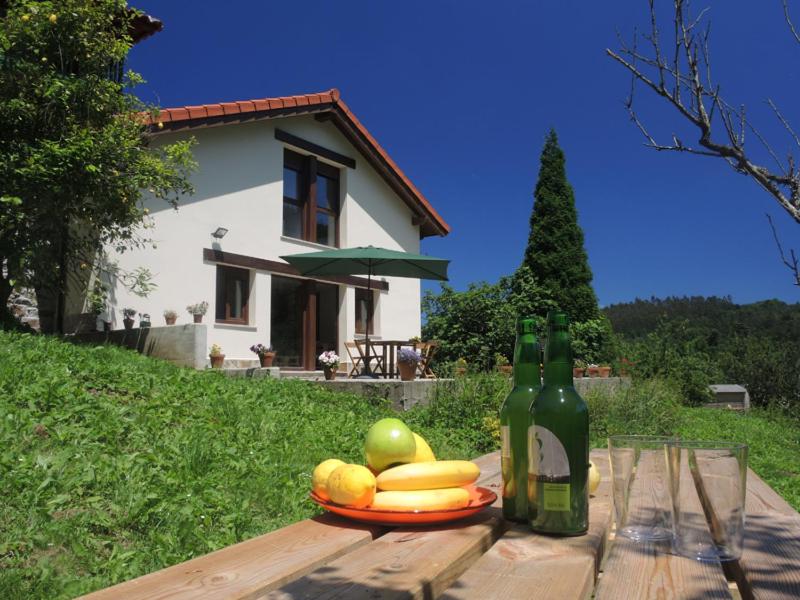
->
94, 115, 428, 363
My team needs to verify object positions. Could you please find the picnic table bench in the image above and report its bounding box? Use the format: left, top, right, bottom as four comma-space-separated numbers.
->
80, 450, 800, 600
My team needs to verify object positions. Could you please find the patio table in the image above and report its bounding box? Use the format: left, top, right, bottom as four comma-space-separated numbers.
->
358, 339, 416, 379
79, 450, 800, 600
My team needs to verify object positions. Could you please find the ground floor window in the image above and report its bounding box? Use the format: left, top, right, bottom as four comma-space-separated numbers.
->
355, 288, 374, 335
215, 265, 250, 324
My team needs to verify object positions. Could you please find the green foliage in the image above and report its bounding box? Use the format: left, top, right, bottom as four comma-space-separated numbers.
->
522, 129, 598, 322
569, 315, 617, 365
606, 297, 800, 412
717, 337, 800, 417
0, 0, 196, 330
0, 331, 484, 598
422, 265, 556, 368
582, 379, 683, 444
619, 319, 719, 405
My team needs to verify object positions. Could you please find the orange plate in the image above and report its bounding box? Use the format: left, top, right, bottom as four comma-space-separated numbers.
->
310, 486, 497, 526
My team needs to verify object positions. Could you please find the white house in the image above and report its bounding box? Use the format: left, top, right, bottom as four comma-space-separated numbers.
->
68, 89, 450, 370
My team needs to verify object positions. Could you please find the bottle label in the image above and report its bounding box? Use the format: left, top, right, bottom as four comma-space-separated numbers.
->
528, 425, 571, 480
543, 483, 570, 511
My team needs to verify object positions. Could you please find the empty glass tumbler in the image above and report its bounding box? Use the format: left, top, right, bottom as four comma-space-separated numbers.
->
609, 435, 675, 541
666, 440, 748, 561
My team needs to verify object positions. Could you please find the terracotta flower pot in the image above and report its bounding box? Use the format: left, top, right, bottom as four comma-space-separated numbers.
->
398, 361, 416, 381
496, 365, 512, 375
599, 366, 612, 378
193, 314, 203, 323
323, 366, 338, 380
573, 367, 584, 378
209, 354, 225, 368
123, 318, 135, 330
165, 315, 177, 325
259, 352, 276, 368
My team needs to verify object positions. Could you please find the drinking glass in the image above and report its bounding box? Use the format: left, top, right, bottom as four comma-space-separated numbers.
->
609, 435, 675, 541
666, 440, 748, 561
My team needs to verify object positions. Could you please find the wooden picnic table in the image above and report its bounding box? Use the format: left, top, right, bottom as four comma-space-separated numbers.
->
80, 449, 800, 600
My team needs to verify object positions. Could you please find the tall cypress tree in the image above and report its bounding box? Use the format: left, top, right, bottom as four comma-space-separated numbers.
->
522, 129, 598, 322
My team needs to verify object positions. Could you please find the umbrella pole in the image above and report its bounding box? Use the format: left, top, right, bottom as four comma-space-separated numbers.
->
359, 265, 377, 379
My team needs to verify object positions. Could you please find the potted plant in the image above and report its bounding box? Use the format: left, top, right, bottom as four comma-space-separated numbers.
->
599, 364, 612, 378
495, 353, 512, 375
209, 343, 225, 368
397, 347, 422, 381
186, 301, 209, 323
163, 309, 178, 325
454, 357, 468, 376
250, 343, 277, 368
318, 351, 340, 380
139, 313, 151, 329
573, 359, 586, 379
586, 363, 600, 378
122, 308, 137, 330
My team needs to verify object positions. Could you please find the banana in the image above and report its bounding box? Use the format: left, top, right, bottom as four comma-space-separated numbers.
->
376, 460, 480, 491
370, 487, 470, 511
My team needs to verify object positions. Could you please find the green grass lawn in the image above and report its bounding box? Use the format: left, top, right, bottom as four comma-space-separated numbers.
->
0, 331, 797, 599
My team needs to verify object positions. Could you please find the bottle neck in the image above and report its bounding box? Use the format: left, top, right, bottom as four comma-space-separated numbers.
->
513, 333, 540, 387
543, 330, 573, 387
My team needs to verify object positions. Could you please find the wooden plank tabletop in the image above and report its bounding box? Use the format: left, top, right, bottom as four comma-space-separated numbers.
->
595, 447, 734, 600
441, 449, 612, 600
79, 448, 800, 600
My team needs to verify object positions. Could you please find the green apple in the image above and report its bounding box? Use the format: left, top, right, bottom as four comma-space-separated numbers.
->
364, 418, 417, 472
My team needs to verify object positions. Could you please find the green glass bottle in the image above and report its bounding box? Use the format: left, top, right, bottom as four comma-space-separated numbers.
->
500, 318, 541, 522
528, 311, 589, 535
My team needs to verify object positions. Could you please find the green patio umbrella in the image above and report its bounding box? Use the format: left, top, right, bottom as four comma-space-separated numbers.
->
280, 245, 449, 377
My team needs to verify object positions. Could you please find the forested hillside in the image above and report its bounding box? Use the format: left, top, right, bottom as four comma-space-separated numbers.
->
604, 296, 800, 413
604, 296, 800, 342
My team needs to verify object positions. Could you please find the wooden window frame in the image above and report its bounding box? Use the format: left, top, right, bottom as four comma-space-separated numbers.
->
282, 149, 340, 247
215, 265, 250, 325
355, 287, 374, 335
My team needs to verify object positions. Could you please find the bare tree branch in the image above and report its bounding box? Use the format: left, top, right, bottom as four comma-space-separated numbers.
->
767, 213, 800, 286
606, 0, 800, 227
784, 0, 800, 44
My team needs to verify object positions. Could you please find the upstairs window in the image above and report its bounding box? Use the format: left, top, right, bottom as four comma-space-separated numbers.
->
216, 265, 250, 324
282, 149, 340, 246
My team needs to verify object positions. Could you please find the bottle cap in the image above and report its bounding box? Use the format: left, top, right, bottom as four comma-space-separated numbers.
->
517, 318, 536, 334
546, 311, 570, 330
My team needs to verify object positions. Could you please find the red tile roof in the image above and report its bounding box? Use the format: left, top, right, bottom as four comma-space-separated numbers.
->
147, 89, 450, 237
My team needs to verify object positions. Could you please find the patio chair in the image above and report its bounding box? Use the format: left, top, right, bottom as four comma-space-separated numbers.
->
416, 341, 439, 379
344, 341, 365, 377
354, 339, 386, 377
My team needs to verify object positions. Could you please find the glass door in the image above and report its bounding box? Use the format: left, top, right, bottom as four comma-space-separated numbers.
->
270, 275, 304, 368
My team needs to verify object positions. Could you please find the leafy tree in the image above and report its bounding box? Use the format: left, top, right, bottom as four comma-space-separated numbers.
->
522, 129, 599, 322
422, 266, 556, 368
0, 0, 195, 332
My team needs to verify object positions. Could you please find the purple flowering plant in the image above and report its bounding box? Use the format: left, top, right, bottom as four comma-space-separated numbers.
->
397, 347, 422, 365
249, 343, 274, 357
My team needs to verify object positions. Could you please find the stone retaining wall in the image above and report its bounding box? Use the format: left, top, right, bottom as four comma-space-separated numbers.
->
67, 324, 208, 369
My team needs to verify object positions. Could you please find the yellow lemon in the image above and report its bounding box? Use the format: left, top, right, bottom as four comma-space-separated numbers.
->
311, 458, 345, 501
589, 461, 601, 495
412, 432, 436, 462
326, 464, 376, 508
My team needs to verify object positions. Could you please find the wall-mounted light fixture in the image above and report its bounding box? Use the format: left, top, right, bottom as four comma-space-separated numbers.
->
212, 227, 229, 239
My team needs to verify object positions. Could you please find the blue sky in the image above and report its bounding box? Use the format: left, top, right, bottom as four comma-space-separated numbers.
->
129, 0, 799, 306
